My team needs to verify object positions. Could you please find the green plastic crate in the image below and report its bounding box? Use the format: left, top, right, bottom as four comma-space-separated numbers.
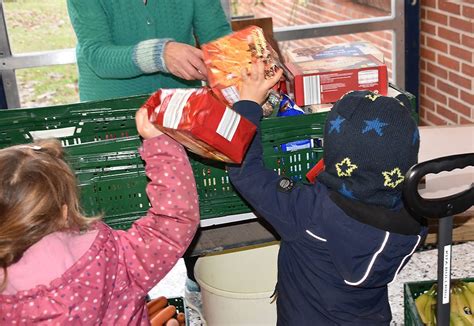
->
0, 98, 328, 228
65, 135, 253, 222
167, 296, 188, 321
0, 88, 414, 229
66, 136, 144, 181
67, 114, 325, 223
49, 136, 147, 229
188, 154, 252, 218
261, 112, 326, 182
403, 277, 474, 325
0, 94, 147, 147
187, 112, 328, 219
79, 172, 149, 224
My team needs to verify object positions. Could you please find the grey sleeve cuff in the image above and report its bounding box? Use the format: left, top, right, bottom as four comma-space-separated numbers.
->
133, 38, 173, 73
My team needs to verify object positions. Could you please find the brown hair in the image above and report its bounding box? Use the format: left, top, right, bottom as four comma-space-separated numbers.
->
0, 139, 100, 292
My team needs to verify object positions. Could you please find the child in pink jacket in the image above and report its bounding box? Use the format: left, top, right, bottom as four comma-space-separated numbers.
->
0, 108, 200, 325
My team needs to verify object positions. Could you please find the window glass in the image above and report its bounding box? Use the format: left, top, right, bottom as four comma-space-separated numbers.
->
4, 0, 76, 53
3, 0, 78, 107
16, 65, 79, 108
231, 0, 392, 26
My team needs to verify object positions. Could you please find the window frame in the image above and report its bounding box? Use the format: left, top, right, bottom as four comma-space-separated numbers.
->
1, 0, 405, 109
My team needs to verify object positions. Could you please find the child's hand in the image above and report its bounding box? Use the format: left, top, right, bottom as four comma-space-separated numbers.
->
135, 107, 163, 139
239, 60, 283, 105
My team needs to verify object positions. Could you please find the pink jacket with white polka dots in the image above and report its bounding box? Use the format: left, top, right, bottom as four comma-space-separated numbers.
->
0, 135, 200, 325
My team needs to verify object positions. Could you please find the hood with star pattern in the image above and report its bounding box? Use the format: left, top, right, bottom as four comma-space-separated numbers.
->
317, 90, 420, 209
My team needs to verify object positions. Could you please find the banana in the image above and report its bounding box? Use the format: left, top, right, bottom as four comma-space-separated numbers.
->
459, 283, 474, 312
455, 285, 474, 324
451, 285, 474, 325
451, 286, 462, 326
415, 291, 431, 324
465, 282, 474, 294
450, 311, 469, 326
415, 284, 437, 324
424, 288, 437, 326
429, 301, 437, 326
414, 282, 474, 325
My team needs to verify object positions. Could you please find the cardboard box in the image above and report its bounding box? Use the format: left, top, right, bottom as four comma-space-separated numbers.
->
283, 41, 385, 65
283, 42, 388, 106
143, 88, 256, 163
302, 84, 416, 115
231, 17, 283, 62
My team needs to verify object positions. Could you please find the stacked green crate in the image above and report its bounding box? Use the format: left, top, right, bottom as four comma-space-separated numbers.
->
261, 112, 326, 181
0, 96, 148, 229
67, 136, 148, 229
0, 94, 146, 147
189, 154, 251, 218
189, 112, 327, 219
0, 86, 416, 229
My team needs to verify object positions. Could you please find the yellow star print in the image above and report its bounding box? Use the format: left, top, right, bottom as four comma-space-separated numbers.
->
336, 158, 358, 177
365, 93, 381, 102
382, 168, 405, 188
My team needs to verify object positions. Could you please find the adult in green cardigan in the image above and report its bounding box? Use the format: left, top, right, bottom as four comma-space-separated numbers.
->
66, 0, 232, 314
67, 0, 232, 101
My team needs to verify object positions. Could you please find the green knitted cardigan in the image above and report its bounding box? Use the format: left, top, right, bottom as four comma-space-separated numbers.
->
67, 0, 231, 101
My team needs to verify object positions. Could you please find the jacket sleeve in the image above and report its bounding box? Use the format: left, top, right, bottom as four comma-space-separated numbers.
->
227, 101, 320, 241
193, 0, 232, 44
115, 134, 200, 292
67, 0, 151, 78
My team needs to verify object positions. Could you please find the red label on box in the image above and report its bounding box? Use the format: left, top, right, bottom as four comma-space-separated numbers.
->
142, 88, 256, 163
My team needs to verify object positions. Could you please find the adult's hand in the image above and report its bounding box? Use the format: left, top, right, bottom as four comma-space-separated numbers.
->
163, 42, 208, 81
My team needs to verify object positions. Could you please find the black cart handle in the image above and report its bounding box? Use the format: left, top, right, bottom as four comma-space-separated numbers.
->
403, 153, 474, 219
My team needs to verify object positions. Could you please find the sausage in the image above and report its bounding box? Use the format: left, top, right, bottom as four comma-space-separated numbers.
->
165, 318, 180, 326
147, 296, 168, 318
150, 305, 177, 326
176, 312, 186, 325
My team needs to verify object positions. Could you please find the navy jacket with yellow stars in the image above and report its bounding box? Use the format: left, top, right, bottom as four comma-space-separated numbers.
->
227, 100, 428, 326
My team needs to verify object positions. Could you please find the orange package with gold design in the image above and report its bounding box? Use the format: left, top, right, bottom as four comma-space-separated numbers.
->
202, 25, 281, 107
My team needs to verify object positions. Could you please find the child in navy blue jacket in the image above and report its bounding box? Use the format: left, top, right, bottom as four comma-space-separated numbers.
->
228, 61, 428, 325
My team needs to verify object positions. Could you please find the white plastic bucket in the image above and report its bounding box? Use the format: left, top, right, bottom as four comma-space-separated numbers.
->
194, 243, 279, 326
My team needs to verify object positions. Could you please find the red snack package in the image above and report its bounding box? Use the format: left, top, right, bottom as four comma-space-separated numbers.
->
202, 25, 281, 107
142, 87, 256, 163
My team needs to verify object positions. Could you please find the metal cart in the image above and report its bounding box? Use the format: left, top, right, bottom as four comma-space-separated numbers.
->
403, 152, 474, 325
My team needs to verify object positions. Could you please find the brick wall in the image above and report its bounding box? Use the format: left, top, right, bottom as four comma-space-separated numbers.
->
420, 0, 473, 125
233, 0, 473, 125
